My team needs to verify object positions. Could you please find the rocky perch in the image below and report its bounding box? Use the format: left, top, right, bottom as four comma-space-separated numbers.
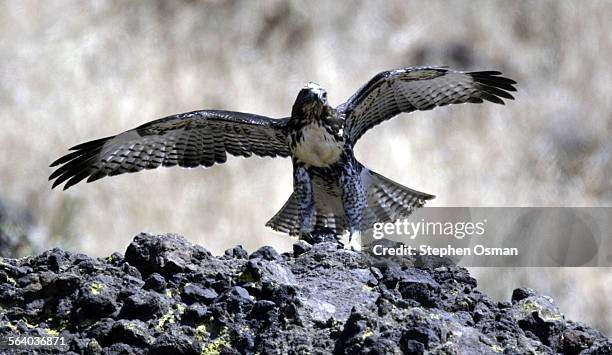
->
0, 234, 609, 354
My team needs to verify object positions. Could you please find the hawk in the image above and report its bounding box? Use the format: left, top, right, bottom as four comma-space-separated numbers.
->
50, 67, 516, 238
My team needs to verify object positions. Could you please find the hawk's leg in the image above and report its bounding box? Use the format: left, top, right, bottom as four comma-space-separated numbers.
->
340, 163, 367, 241
302, 228, 343, 245
293, 162, 315, 238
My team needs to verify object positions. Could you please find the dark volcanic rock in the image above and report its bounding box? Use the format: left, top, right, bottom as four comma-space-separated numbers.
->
0, 233, 609, 354
182, 283, 218, 305
124, 233, 212, 278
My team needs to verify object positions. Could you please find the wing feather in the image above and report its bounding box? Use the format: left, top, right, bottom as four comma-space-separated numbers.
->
338, 67, 517, 144
50, 110, 289, 190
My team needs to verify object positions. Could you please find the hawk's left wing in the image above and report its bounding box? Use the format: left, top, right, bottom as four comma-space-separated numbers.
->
49, 110, 289, 190
338, 67, 517, 144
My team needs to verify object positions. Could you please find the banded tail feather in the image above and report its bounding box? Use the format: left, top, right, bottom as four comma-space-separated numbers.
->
266, 170, 434, 236
363, 170, 434, 227
265, 193, 348, 236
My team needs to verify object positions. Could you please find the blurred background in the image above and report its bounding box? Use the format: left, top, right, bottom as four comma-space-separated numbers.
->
1, 0, 610, 334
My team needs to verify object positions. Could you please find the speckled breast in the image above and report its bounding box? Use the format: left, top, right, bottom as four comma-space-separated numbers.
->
291, 121, 344, 167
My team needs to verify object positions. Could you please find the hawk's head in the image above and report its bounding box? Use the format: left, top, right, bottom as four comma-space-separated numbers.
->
291, 82, 329, 121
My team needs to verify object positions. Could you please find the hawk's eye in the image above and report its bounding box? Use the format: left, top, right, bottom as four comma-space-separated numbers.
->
322, 92, 327, 99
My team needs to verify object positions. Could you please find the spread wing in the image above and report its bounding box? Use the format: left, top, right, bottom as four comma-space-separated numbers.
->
338, 67, 517, 144
50, 110, 290, 190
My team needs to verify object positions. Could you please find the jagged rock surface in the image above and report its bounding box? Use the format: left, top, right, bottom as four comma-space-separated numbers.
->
0, 233, 609, 354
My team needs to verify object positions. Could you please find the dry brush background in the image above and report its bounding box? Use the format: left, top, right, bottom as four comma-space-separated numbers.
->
1, 0, 610, 334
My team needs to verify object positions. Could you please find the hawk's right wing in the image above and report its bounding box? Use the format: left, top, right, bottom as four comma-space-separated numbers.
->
50, 110, 290, 190
338, 67, 517, 145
